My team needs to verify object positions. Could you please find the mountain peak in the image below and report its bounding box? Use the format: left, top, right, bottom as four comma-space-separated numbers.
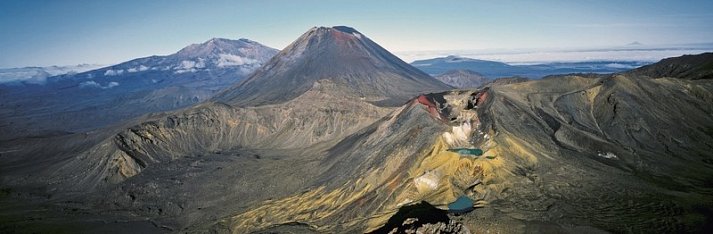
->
214, 26, 450, 107
264, 26, 378, 68
627, 41, 643, 46
332, 26, 359, 33
174, 37, 270, 59
74, 37, 278, 79
237, 38, 256, 43
204, 37, 256, 45
308, 26, 359, 32
206, 37, 227, 43
302, 26, 364, 41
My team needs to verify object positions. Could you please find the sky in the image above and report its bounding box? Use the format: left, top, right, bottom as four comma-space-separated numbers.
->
1, 0, 712, 67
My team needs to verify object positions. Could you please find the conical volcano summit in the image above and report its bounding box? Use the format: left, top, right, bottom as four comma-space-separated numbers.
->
216, 26, 451, 107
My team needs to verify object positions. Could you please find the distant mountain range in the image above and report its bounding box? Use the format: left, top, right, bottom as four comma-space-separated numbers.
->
75, 38, 277, 83
433, 69, 488, 88
411, 55, 651, 78
0, 38, 278, 140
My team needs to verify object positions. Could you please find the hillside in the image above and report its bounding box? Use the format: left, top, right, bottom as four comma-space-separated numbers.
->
628, 52, 713, 79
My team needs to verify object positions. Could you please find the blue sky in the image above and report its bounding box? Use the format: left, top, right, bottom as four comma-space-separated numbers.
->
1, 0, 712, 67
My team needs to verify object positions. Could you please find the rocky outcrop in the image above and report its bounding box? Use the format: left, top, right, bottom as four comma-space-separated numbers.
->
396, 220, 471, 234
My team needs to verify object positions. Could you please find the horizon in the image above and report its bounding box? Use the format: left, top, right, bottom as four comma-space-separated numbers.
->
2, 41, 712, 69
2, 0, 713, 67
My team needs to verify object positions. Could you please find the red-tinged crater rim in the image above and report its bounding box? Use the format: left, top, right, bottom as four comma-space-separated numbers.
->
415, 95, 441, 119
416, 95, 436, 108
473, 89, 489, 106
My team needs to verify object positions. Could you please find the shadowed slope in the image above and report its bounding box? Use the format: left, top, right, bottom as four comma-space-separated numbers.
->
629, 52, 713, 79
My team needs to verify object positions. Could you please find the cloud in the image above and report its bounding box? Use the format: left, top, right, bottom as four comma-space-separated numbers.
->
79, 80, 119, 89
217, 54, 258, 67
79, 81, 100, 88
126, 66, 149, 73
173, 60, 205, 74
604, 63, 639, 69
104, 69, 124, 76
0, 64, 102, 85
0, 69, 48, 84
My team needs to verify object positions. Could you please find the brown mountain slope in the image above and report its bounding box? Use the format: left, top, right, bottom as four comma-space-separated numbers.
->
202, 73, 713, 233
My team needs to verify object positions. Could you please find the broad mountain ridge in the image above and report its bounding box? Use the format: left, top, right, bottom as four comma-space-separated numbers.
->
412, 55, 525, 77
434, 69, 489, 88
0, 37, 278, 140
77, 37, 277, 81
412, 55, 651, 78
